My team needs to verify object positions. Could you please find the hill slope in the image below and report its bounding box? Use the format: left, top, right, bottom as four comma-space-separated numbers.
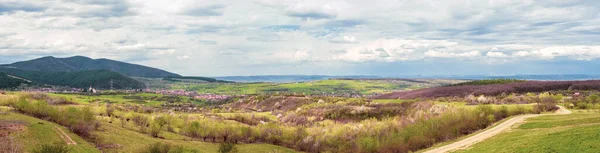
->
0, 72, 32, 88
0, 68, 145, 89
1, 56, 180, 77
375, 80, 600, 99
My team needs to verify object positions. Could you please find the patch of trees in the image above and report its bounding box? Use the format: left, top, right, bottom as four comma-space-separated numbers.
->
376, 80, 600, 99
0, 73, 29, 89
9, 97, 97, 138
450, 79, 525, 86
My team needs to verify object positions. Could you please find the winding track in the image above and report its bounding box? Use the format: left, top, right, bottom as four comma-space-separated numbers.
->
424, 106, 571, 153
52, 126, 77, 145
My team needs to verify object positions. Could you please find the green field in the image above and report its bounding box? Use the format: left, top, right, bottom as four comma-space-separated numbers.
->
455, 109, 600, 153
47, 93, 203, 106
170, 79, 463, 95
0, 110, 100, 153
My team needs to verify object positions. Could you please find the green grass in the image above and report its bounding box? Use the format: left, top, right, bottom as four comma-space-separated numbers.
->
48, 93, 199, 106
454, 110, 600, 153
0, 111, 100, 153
172, 79, 459, 95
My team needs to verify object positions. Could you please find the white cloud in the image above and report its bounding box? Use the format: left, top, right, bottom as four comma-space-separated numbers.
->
329, 35, 357, 43
0, 0, 599, 75
425, 50, 482, 58
486, 51, 509, 58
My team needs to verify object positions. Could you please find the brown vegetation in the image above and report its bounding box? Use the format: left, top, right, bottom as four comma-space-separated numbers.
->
375, 80, 600, 99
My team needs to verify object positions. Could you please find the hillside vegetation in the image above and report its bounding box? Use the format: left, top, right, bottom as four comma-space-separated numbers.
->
0, 72, 31, 89
376, 80, 600, 99
170, 79, 463, 95
455, 110, 600, 153
1, 56, 180, 77
0, 68, 145, 89
450, 79, 525, 86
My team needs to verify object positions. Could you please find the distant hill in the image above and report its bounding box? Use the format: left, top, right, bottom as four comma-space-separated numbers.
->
0, 68, 145, 89
1, 56, 181, 77
164, 76, 233, 83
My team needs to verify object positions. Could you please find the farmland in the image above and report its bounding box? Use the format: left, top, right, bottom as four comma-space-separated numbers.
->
167, 78, 464, 95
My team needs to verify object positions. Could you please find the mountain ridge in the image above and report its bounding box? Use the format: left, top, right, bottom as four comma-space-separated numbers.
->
1, 56, 181, 77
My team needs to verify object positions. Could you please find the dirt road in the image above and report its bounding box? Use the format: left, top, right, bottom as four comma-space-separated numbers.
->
53, 126, 77, 145
424, 106, 570, 153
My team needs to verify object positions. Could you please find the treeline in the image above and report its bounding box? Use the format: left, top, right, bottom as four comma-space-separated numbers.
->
450, 79, 525, 86
0, 68, 145, 89
106, 102, 537, 153
5, 96, 96, 138
376, 80, 600, 99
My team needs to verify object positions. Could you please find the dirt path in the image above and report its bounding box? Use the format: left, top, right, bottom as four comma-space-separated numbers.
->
424, 106, 571, 153
52, 126, 77, 145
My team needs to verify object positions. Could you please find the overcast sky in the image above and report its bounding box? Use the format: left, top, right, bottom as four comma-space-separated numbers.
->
0, 0, 599, 76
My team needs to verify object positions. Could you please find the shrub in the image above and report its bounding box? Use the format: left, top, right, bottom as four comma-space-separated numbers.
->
357, 137, 379, 153
139, 142, 195, 153
11, 98, 96, 138
218, 142, 238, 153
33, 143, 71, 153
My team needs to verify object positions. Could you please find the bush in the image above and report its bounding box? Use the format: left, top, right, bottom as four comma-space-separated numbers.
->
139, 142, 195, 153
11, 98, 96, 138
218, 142, 238, 153
33, 143, 71, 153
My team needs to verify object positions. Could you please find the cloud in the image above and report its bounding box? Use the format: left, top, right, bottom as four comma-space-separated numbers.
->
285, 4, 336, 20
425, 50, 482, 58
325, 19, 366, 28
0, 1, 46, 13
486, 51, 509, 58
1, 0, 600, 76
177, 55, 190, 60
182, 4, 224, 16
329, 35, 357, 43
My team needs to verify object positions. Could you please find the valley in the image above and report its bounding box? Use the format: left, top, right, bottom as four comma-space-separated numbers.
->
0, 56, 599, 153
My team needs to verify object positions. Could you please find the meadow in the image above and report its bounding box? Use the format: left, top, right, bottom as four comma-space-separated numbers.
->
0, 90, 556, 153
2, 79, 599, 153
455, 109, 600, 153
168, 79, 463, 95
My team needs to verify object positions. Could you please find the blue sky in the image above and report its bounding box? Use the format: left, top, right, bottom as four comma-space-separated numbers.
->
0, 0, 599, 76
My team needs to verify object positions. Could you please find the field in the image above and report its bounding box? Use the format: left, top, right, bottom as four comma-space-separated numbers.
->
455, 109, 600, 153
0, 108, 100, 153
3, 79, 600, 153
0, 90, 550, 153
47, 93, 204, 106
169, 79, 463, 95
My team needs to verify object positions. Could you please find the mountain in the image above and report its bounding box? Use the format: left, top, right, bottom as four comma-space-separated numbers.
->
1, 56, 180, 77
0, 68, 145, 89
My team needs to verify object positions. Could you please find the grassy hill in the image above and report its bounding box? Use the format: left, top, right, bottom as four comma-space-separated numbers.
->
455, 110, 600, 153
1, 56, 180, 77
0, 68, 145, 89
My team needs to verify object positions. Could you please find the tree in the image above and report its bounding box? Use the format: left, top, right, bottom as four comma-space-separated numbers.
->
149, 122, 161, 138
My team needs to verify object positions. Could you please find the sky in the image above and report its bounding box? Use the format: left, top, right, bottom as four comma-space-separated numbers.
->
0, 0, 599, 76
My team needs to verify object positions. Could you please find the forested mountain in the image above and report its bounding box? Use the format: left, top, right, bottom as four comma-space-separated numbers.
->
0, 72, 32, 89
0, 68, 145, 89
0, 56, 180, 77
